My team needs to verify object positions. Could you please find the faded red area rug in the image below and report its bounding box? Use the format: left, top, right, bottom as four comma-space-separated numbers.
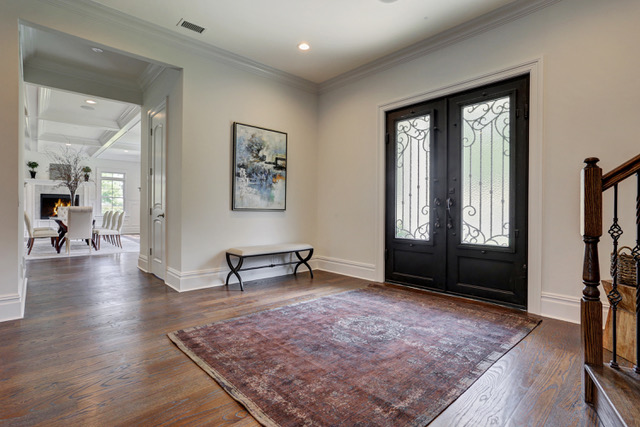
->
168, 285, 540, 426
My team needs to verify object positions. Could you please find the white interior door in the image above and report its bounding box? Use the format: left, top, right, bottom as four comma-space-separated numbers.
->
149, 103, 166, 279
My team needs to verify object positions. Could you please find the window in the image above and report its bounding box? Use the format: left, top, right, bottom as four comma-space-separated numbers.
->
101, 172, 125, 214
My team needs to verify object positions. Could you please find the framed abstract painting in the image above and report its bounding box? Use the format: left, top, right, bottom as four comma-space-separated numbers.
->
232, 122, 287, 211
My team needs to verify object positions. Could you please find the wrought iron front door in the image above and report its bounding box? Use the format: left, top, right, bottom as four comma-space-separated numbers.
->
385, 76, 529, 308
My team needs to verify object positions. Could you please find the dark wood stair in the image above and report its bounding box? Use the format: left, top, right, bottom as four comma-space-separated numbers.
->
580, 154, 640, 427
584, 364, 640, 427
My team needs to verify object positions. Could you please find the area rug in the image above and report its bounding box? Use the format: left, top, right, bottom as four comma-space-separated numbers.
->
168, 285, 541, 426
25, 234, 140, 259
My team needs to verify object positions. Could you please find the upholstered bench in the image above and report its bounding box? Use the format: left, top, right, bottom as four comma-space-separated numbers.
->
225, 243, 314, 291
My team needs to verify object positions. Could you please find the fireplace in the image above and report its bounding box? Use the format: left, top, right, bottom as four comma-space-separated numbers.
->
40, 193, 79, 219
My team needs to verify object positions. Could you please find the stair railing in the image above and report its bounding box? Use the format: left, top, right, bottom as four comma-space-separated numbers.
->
581, 154, 640, 403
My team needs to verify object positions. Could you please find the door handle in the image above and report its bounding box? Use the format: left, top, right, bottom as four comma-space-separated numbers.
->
157, 213, 165, 218
446, 197, 454, 230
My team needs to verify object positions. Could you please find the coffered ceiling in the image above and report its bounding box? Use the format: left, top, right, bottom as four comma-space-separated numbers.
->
24, 84, 141, 163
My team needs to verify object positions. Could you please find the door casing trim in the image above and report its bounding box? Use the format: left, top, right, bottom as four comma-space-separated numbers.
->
376, 57, 543, 314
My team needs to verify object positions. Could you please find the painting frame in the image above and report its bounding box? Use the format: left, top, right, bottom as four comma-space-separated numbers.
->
232, 122, 287, 211
49, 163, 67, 180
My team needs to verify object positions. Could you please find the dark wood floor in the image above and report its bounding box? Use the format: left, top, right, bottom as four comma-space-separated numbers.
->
0, 253, 601, 426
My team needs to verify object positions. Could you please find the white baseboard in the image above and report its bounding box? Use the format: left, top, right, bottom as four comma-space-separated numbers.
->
122, 226, 140, 234
540, 291, 610, 324
0, 278, 27, 322
314, 256, 377, 282
137, 254, 149, 273
540, 292, 580, 323
165, 264, 300, 292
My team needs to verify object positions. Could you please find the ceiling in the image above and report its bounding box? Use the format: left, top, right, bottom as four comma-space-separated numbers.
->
20, 0, 535, 163
87, 0, 518, 84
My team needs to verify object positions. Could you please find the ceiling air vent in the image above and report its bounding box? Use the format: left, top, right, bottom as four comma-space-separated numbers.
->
177, 18, 206, 34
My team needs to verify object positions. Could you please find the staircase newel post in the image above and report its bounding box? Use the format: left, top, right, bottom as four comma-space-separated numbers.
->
581, 157, 603, 403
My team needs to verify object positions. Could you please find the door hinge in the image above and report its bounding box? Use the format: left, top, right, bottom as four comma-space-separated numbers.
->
385, 133, 390, 145
150, 128, 153, 136
150, 248, 153, 256
524, 104, 529, 120
149, 168, 153, 176
515, 229, 520, 238
385, 248, 389, 260
150, 207, 152, 216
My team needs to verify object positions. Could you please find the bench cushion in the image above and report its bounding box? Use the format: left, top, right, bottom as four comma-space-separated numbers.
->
227, 243, 313, 257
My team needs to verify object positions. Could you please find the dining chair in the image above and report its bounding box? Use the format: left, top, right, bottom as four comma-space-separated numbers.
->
65, 206, 94, 254
24, 211, 59, 255
93, 211, 121, 249
95, 210, 112, 230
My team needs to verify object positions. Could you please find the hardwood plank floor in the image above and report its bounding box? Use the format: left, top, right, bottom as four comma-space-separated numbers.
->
0, 254, 601, 426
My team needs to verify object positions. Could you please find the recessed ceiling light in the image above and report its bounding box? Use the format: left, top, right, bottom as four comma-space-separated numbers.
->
124, 150, 129, 153
65, 143, 71, 146
85, 99, 97, 105
379, 0, 398, 3
91, 47, 104, 53
297, 42, 310, 51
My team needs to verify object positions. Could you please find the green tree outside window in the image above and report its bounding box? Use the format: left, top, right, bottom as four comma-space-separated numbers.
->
101, 172, 125, 214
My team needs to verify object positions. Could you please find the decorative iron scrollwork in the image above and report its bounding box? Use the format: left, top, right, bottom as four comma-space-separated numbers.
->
395, 115, 431, 241
460, 97, 511, 247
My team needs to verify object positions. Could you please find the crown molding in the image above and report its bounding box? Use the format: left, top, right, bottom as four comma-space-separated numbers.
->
37, 86, 51, 116
137, 63, 165, 92
42, 0, 561, 96
117, 106, 140, 129
318, 0, 563, 93
45, 0, 319, 94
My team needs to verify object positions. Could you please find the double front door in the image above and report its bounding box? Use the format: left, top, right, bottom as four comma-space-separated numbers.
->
385, 76, 529, 308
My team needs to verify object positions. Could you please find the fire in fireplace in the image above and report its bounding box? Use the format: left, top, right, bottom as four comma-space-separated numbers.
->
40, 193, 80, 219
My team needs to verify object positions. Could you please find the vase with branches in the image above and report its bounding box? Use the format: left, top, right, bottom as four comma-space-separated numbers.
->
47, 147, 90, 205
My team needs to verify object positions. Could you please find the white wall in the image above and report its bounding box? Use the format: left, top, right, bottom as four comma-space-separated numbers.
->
167, 58, 317, 290
316, 0, 640, 322
0, 0, 319, 320
0, 2, 24, 321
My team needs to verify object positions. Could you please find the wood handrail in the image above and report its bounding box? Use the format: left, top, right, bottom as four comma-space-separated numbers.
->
602, 153, 640, 191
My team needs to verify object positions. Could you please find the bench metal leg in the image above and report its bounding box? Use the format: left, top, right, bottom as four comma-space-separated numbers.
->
294, 249, 314, 278
225, 253, 245, 291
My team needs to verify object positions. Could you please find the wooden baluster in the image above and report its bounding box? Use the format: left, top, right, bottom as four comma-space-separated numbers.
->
635, 172, 640, 374
581, 157, 603, 403
607, 184, 623, 369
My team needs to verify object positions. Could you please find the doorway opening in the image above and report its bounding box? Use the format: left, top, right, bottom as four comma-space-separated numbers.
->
385, 75, 530, 308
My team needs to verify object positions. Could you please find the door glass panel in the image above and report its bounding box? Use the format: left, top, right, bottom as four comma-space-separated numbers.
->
461, 96, 510, 247
395, 115, 431, 241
